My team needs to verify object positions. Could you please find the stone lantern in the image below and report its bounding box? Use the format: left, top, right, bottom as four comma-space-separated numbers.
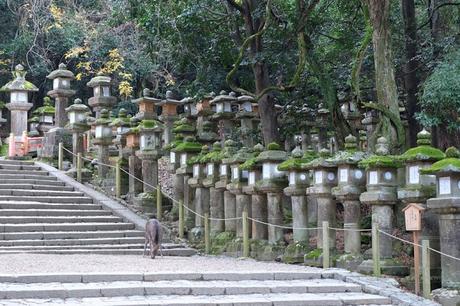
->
357, 136, 406, 275
159, 91, 181, 145
0, 64, 38, 139
210, 91, 237, 144
304, 149, 337, 252
202, 142, 225, 235
215, 139, 239, 233
423, 147, 460, 300
361, 109, 379, 153
35, 97, 55, 134
330, 135, 367, 266
279, 147, 312, 243
397, 129, 445, 288
241, 144, 267, 240
236, 95, 258, 147
110, 109, 131, 158
124, 117, 143, 198
65, 98, 90, 168
173, 136, 202, 229
197, 120, 219, 147
188, 145, 210, 234
316, 103, 329, 150
132, 89, 160, 121
181, 97, 198, 119
340, 100, 362, 130
227, 147, 253, 237
255, 143, 288, 243
28, 116, 40, 137
87, 74, 117, 118
135, 119, 164, 212
47, 63, 76, 128
92, 109, 113, 178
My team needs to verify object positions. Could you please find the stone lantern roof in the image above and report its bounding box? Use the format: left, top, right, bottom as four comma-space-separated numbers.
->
421, 147, 460, 175
358, 137, 402, 170
328, 134, 367, 165
132, 88, 161, 105
172, 136, 202, 153
0, 64, 38, 92
47, 63, 75, 80
172, 117, 196, 134
188, 145, 210, 165
255, 142, 288, 164
33, 97, 55, 115
86, 74, 111, 87
399, 129, 445, 163
229, 146, 253, 165
66, 98, 90, 113
201, 142, 223, 164
157, 90, 182, 106
210, 90, 238, 105
110, 108, 130, 127
278, 146, 316, 171
93, 109, 112, 126
221, 139, 239, 165
240, 143, 264, 170
302, 149, 335, 170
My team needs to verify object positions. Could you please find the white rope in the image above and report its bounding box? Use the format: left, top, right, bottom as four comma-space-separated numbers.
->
329, 227, 372, 232
378, 229, 460, 262
247, 217, 322, 230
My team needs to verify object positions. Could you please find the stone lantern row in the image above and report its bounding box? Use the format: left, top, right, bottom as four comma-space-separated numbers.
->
169, 125, 458, 294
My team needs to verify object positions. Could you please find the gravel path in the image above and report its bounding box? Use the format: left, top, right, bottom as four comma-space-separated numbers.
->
0, 254, 323, 275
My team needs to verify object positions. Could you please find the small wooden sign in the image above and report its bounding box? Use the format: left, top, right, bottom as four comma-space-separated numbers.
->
402, 203, 425, 232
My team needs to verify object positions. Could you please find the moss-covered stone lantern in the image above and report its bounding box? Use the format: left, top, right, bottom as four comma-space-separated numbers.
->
279, 147, 312, 243
241, 144, 267, 240
197, 120, 219, 147
1, 64, 38, 139
33, 97, 55, 134
423, 147, 460, 293
110, 109, 130, 153
65, 98, 90, 167
210, 91, 237, 143
47, 63, 76, 128
397, 129, 445, 289
181, 97, 197, 119
132, 88, 160, 121
172, 118, 196, 139
28, 116, 40, 137
92, 109, 113, 178
357, 136, 406, 276
330, 135, 367, 264
227, 146, 252, 237
303, 149, 337, 253
316, 103, 329, 150
236, 95, 258, 147
216, 139, 239, 232
87, 74, 116, 118
158, 90, 181, 145
255, 142, 288, 243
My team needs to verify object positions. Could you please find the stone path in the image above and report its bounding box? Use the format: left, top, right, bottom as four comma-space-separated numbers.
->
0, 159, 195, 256
0, 254, 439, 305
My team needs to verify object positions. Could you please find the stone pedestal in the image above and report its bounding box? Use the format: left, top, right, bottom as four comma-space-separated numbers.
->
97, 145, 110, 178
128, 151, 143, 197
210, 187, 225, 234
194, 187, 210, 228
251, 194, 268, 240
224, 190, 236, 232
235, 194, 251, 238
291, 196, 308, 242
184, 174, 195, 229
307, 195, 318, 240
343, 200, 361, 254
267, 193, 284, 243
315, 194, 336, 249
72, 132, 84, 167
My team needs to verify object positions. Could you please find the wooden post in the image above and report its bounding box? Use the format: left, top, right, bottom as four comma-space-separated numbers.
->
422, 239, 431, 299
178, 200, 184, 239
243, 210, 249, 258
322, 221, 330, 269
115, 160, 121, 198
76, 153, 82, 183
205, 212, 210, 254
156, 184, 162, 220
58, 142, 63, 170
413, 231, 421, 295
372, 223, 381, 276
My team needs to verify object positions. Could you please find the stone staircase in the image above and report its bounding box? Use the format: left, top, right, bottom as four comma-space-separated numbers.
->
0, 159, 195, 256
0, 271, 395, 305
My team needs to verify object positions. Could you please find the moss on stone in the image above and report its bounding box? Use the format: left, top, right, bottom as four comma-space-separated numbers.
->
173, 141, 202, 153
305, 248, 322, 260
267, 142, 281, 150
278, 157, 312, 171
172, 124, 195, 133
421, 158, 460, 174
240, 157, 258, 170
399, 145, 445, 162
358, 155, 402, 170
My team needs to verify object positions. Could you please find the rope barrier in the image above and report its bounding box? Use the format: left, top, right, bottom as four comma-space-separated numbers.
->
60, 144, 460, 263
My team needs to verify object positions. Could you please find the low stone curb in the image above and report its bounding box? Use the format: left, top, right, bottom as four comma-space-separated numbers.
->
36, 162, 148, 231
331, 269, 440, 306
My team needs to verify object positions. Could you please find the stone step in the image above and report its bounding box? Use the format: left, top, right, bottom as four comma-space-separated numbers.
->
0, 179, 66, 186
0, 248, 197, 256
1, 222, 135, 232
0, 189, 83, 197
0, 174, 57, 181
0, 209, 112, 217
0, 160, 35, 166
0, 230, 145, 240
0, 164, 41, 171
0, 279, 365, 299
0, 202, 103, 210
0, 169, 49, 176
0, 195, 93, 203
0, 184, 74, 191
0, 216, 123, 224
0, 237, 168, 246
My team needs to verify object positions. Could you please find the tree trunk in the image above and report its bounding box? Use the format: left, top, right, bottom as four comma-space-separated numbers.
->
241, 0, 280, 145
402, 0, 420, 147
365, 0, 404, 151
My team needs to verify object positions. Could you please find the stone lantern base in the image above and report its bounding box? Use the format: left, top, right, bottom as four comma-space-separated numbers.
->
40, 127, 72, 159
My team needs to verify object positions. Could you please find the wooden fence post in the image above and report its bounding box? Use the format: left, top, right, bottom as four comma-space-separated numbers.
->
156, 184, 162, 220
205, 212, 210, 254
372, 223, 381, 276
243, 210, 249, 258
422, 239, 431, 299
115, 160, 121, 198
